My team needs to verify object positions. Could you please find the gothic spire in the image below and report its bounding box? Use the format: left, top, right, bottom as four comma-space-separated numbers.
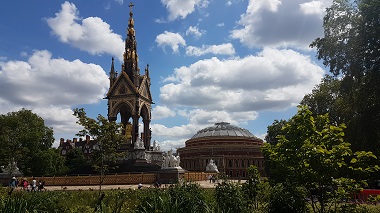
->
109, 57, 116, 87
123, 2, 139, 86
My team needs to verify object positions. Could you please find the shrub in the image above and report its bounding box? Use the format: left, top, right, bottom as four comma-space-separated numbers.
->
267, 183, 308, 213
215, 180, 247, 213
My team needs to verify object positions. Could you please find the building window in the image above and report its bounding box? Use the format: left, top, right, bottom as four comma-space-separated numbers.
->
62, 150, 66, 155
241, 160, 244, 168
229, 160, 233, 167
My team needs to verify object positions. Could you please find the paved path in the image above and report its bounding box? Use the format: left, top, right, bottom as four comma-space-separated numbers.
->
44, 180, 245, 191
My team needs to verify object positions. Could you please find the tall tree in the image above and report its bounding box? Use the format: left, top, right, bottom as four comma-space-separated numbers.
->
262, 106, 378, 213
0, 109, 54, 176
265, 119, 287, 145
72, 108, 127, 174
310, 0, 380, 155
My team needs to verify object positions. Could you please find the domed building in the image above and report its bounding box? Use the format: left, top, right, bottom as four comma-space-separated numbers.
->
177, 122, 265, 178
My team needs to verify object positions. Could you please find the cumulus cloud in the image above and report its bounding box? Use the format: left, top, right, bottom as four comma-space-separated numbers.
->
160, 48, 325, 112
161, 0, 209, 21
155, 31, 186, 53
151, 108, 259, 151
186, 43, 236, 56
46, 1, 124, 60
231, 0, 333, 49
0, 50, 108, 135
185, 26, 205, 39
152, 105, 176, 120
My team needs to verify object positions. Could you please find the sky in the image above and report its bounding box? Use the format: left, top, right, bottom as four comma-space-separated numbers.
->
0, 0, 332, 151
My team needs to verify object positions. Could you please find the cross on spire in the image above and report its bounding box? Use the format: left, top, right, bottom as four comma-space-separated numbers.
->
129, 2, 134, 12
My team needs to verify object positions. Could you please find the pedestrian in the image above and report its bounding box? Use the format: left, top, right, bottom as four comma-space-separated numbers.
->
23, 179, 29, 191
32, 177, 37, 192
138, 183, 143, 189
8, 176, 17, 195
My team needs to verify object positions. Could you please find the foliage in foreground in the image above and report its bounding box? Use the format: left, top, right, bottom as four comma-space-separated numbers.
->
2, 183, 380, 213
263, 106, 378, 213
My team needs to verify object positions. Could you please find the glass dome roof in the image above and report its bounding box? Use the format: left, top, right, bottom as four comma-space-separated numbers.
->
191, 122, 258, 139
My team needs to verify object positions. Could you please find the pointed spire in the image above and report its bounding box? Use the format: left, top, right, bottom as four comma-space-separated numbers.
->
109, 57, 116, 87
110, 57, 115, 74
145, 64, 149, 77
123, 2, 139, 87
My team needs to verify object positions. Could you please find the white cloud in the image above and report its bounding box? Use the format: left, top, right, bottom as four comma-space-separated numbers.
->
160, 48, 325, 112
152, 105, 176, 120
0, 50, 108, 135
155, 31, 186, 53
231, 0, 333, 49
115, 0, 124, 5
185, 26, 205, 39
161, 0, 209, 21
216, 23, 225, 27
300, 0, 331, 16
46, 1, 124, 60
151, 108, 260, 150
186, 43, 236, 56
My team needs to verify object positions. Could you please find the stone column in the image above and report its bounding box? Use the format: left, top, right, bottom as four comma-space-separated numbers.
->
132, 115, 139, 147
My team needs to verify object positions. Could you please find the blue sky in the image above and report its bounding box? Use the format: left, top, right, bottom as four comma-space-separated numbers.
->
0, 0, 331, 151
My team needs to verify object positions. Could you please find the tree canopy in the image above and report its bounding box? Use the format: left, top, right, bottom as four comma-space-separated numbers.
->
309, 0, 380, 155
263, 106, 378, 213
72, 108, 127, 174
0, 108, 65, 176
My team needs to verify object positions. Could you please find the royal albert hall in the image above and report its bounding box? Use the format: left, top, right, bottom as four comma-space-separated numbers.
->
177, 122, 265, 178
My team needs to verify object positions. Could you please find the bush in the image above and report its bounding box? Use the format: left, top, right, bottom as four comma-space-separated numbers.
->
135, 181, 210, 213
215, 180, 247, 213
267, 183, 308, 213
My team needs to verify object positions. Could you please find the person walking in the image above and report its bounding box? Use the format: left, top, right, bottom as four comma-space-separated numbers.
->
32, 178, 37, 192
8, 176, 17, 195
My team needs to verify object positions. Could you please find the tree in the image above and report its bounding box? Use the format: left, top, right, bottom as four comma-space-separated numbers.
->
310, 0, 380, 156
72, 108, 127, 176
0, 109, 55, 176
262, 106, 378, 213
242, 165, 264, 210
29, 148, 67, 176
65, 148, 88, 172
265, 119, 287, 145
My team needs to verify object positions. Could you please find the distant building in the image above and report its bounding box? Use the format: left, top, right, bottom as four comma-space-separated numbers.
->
58, 135, 98, 160
177, 122, 265, 178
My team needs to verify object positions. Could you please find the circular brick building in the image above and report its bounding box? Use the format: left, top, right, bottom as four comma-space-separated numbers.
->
177, 122, 265, 178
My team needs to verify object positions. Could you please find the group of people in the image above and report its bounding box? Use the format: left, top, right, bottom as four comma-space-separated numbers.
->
208, 174, 218, 183
8, 176, 45, 194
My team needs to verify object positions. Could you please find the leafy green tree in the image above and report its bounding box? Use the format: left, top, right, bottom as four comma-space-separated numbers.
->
29, 148, 67, 176
72, 108, 127, 176
301, 75, 348, 126
0, 109, 54, 176
262, 106, 378, 213
310, 0, 380, 156
265, 119, 287, 145
242, 165, 264, 210
65, 148, 88, 172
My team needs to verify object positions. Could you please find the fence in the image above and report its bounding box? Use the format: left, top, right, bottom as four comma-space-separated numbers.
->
13, 172, 214, 186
